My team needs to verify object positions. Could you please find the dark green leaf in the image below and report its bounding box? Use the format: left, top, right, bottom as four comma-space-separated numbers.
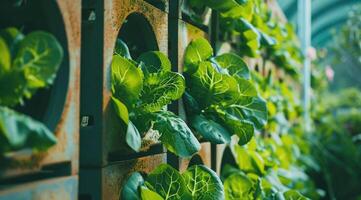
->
0, 67, 26, 106
114, 39, 131, 59
184, 38, 213, 74
224, 115, 254, 145
145, 164, 191, 200
121, 172, 144, 200
153, 111, 200, 158
0, 27, 24, 58
0, 106, 57, 152
137, 51, 171, 73
182, 165, 224, 200
139, 71, 185, 112
236, 96, 268, 129
191, 115, 231, 144
126, 121, 142, 152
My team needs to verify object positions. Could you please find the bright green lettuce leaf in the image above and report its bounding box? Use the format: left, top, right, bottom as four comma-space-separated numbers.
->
0, 37, 11, 76
213, 53, 250, 79
224, 173, 254, 200
137, 51, 171, 73
111, 54, 143, 108
111, 96, 129, 124
184, 38, 213, 74
191, 114, 231, 144
235, 146, 265, 175
221, 0, 254, 20
0, 106, 57, 152
189, 61, 239, 108
235, 77, 258, 97
141, 186, 164, 200
114, 39, 131, 59
139, 71, 185, 112
121, 172, 144, 200
145, 164, 191, 200
283, 190, 309, 200
0, 27, 24, 58
182, 165, 224, 200
13, 31, 63, 89
152, 111, 200, 158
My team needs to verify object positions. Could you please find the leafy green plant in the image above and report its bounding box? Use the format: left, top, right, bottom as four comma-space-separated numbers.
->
111, 40, 200, 157
0, 27, 63, 154
183, 38, 267, 146
121, 164, 224, 200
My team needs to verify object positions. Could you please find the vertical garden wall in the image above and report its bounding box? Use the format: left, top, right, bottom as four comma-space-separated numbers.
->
0, 0, 321, 199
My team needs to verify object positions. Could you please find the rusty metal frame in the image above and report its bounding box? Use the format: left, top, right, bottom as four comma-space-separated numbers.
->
0, 0, 81, 181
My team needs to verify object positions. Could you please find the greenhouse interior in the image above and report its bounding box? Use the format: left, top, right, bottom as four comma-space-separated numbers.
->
0, 0, 360, 199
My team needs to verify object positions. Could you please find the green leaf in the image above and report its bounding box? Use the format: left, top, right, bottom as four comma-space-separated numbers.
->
235, 146, 265, 175
182, 165, 225, 200
141, 186, 164, 200
223, 115, 254, 145
137, 51, 171, 73
235, 77, 258, 97
189, 61, 240, 108
114, 39, 131, 59
191, 114, 231, 144
111, 96, 129, 124
0, 37, 11, 76
235, 19, 261, 57
283, 190, 309, 200
121, 172, 144, 200
224, 173, 254, 200
111, 54, 143, 108
139, 71, 185, 112
0, 27, 25, 58
236, 96, 268, 129
145, 164, 191, 200
0, 106, 57, 152
126, 120, 142, 152
213, 53, 250, 79
0, 67, 26, 106
184, 38, 213, 74
13, 31, 63, 89
153, 111, 200, 158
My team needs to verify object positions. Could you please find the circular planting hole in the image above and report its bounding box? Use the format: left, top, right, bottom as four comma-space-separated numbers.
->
118, 13, 159, 58
0, 0, 69, 131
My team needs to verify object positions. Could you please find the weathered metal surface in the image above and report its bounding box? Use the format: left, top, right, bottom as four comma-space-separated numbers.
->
0, 0, 80, 178
99, 0, 168, 165
0, 176, 78, 200
79, 153, 166, 200
177, 142, 212, 173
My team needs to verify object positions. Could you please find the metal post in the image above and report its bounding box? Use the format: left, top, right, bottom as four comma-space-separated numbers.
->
298, 0, 311, 132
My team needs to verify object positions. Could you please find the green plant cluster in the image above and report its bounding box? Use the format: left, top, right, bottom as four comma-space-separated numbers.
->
186, 0, 302, 77
111, 40, 200, 157
121, 164, 224, 200
183, 38, 267, 146
0, 27, 63, 154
